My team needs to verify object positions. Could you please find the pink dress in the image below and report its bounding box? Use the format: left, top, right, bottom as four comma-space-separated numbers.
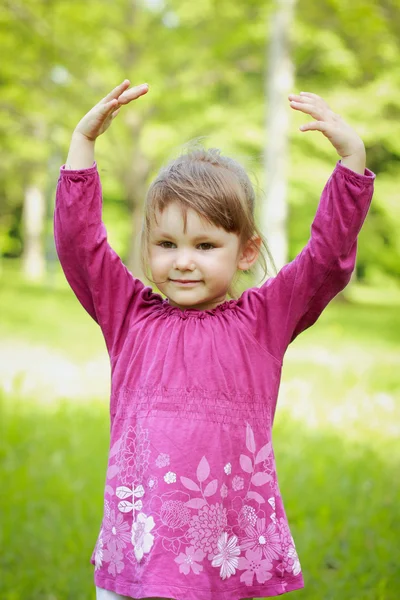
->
54, 161, 375, 599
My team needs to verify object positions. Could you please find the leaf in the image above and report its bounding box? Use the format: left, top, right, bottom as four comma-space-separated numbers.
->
196, 456, 210, 483
118, 500, 134, 513
255, 442, 272, 464
185, 498, 208, 509
162, 538, 180, 555
240, 454, 253, 473
180, 476, 201, 492
109, 438, 121, 459
107, 464, 119, 480
133, 484, 145, 498
251, 472, 273, 487
203, 479, 218, 497
116, 486, 133, 499
133, 499, 143, 511
246, 423, 256, 453
246, 491, 266, 504
105, 485, 114, 497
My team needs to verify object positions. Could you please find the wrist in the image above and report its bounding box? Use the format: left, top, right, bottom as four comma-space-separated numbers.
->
66, 132, 96, 170
340, 143, 366, 175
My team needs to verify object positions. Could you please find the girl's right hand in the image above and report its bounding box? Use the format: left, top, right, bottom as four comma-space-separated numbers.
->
74, 80, 149, 142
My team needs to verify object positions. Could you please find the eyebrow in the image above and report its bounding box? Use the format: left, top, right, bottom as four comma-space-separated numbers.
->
153, 231, 222, 242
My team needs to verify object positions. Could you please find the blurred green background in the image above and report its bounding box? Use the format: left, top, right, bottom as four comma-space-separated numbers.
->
1, 1, 399, 599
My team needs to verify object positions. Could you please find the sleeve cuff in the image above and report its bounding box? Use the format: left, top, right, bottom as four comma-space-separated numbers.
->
336, 160, 376, 181
60, 162, 97, 175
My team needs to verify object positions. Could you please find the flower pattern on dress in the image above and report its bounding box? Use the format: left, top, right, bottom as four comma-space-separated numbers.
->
147, 474, 158, 490
103, 509, 131, 551
117, 425, 150, 485
102, 545, 125, 577
131, 512, 155, 561
155, 453, 170, 468
164, 471, 177, 484
279, 518, 301, 576
240, 518, 281, 562
224, 463, 232, 475
95, 421, 302, 588
187, 503, 228, 559
220, 483, 228, 498
174, 545, 205, 575
232, 475, 244, 491
238, 504, 257, 528
211, 532, 241, 580
238, 547, 273, 586
94, 530, 103, 571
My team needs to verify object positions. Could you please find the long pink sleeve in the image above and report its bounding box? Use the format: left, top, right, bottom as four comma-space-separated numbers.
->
241, 161, 376, 360
54, 163, 150, 358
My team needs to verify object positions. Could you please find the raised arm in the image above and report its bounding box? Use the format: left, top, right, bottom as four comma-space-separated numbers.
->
66, 79, 149, 169
54, 81, 151, 358
242, 93, 375, 361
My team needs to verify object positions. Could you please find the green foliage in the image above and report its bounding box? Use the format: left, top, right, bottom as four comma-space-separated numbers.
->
0, 0, 399, 278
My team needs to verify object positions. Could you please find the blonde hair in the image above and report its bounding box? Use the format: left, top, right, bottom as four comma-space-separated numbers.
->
140, 145, 276, 299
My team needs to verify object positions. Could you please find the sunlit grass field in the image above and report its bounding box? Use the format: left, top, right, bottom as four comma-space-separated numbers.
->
1, 264, 399, 599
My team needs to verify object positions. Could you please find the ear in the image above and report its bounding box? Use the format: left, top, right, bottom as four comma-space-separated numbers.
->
237, 236, 261, 271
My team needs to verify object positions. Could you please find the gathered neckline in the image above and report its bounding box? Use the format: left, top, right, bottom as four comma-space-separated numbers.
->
160, 298, 238, 320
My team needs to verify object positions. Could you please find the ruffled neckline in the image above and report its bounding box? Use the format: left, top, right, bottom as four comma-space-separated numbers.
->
160, 298, 238, 320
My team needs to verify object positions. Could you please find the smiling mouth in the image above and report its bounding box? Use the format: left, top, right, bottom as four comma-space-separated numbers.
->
170, 279, 201, 284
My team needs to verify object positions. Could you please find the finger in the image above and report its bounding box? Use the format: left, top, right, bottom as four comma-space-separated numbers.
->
300, 91, 331, 110
288, 93, 314, 102
117, 83, 149, 105
289, 100, 324, 121
111, 108, 121, 120
299, 121, 330, 133
299, 91, 322, 100
103, 80, 131, 103
101, 99, 119, 114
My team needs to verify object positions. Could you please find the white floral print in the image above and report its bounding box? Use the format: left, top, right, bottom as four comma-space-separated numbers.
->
95, 421, 303, 588
211, 532, 241, 580
103, 509, 131, 551
232, 475, 244, 491
187, 503, 228, 558
94, 531, 103, 570
279, 517, 301, 575
241, 518, 281, 562
238, 504, 257, 528
174, 545, 205, 575
155, 453, 170, 468
224, 462, 232, 475
102, 545, 124, 577
117, 425, 150, 485
147, 474, 158, 490
238, 547, 273, 586
164, 471, 176, 484
131, 512, 155, 561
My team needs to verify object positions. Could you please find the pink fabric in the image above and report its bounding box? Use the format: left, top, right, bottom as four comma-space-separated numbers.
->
54, 161, 375, 600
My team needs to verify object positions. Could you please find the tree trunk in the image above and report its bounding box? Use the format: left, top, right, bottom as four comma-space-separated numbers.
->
22, 183, 46, 282
261, 0, 296, 281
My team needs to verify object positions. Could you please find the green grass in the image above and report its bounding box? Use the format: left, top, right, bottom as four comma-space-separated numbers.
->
1, 262, 400, 599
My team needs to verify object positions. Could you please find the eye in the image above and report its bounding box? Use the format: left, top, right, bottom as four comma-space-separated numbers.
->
198, 243, 215, 250
158, 241, 175, 248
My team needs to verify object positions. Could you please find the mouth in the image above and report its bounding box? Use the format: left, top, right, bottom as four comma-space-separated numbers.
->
170, 279, 202, 286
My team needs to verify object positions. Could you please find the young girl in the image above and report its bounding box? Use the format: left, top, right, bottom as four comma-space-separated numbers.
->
54, 80, 375, 600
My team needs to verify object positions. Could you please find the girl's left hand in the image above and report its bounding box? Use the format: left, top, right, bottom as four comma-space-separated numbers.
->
288, 92, 365, 160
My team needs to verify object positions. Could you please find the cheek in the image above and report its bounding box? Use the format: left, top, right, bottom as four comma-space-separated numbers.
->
150, 249, 170, 272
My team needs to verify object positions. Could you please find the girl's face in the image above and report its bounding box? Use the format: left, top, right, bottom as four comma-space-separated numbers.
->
149, 201, 257, 311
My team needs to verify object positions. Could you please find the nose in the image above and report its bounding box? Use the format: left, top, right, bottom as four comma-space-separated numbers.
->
173, 249, 195, 271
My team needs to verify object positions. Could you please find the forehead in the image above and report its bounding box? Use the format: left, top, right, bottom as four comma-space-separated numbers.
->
151, 201, 225, 237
